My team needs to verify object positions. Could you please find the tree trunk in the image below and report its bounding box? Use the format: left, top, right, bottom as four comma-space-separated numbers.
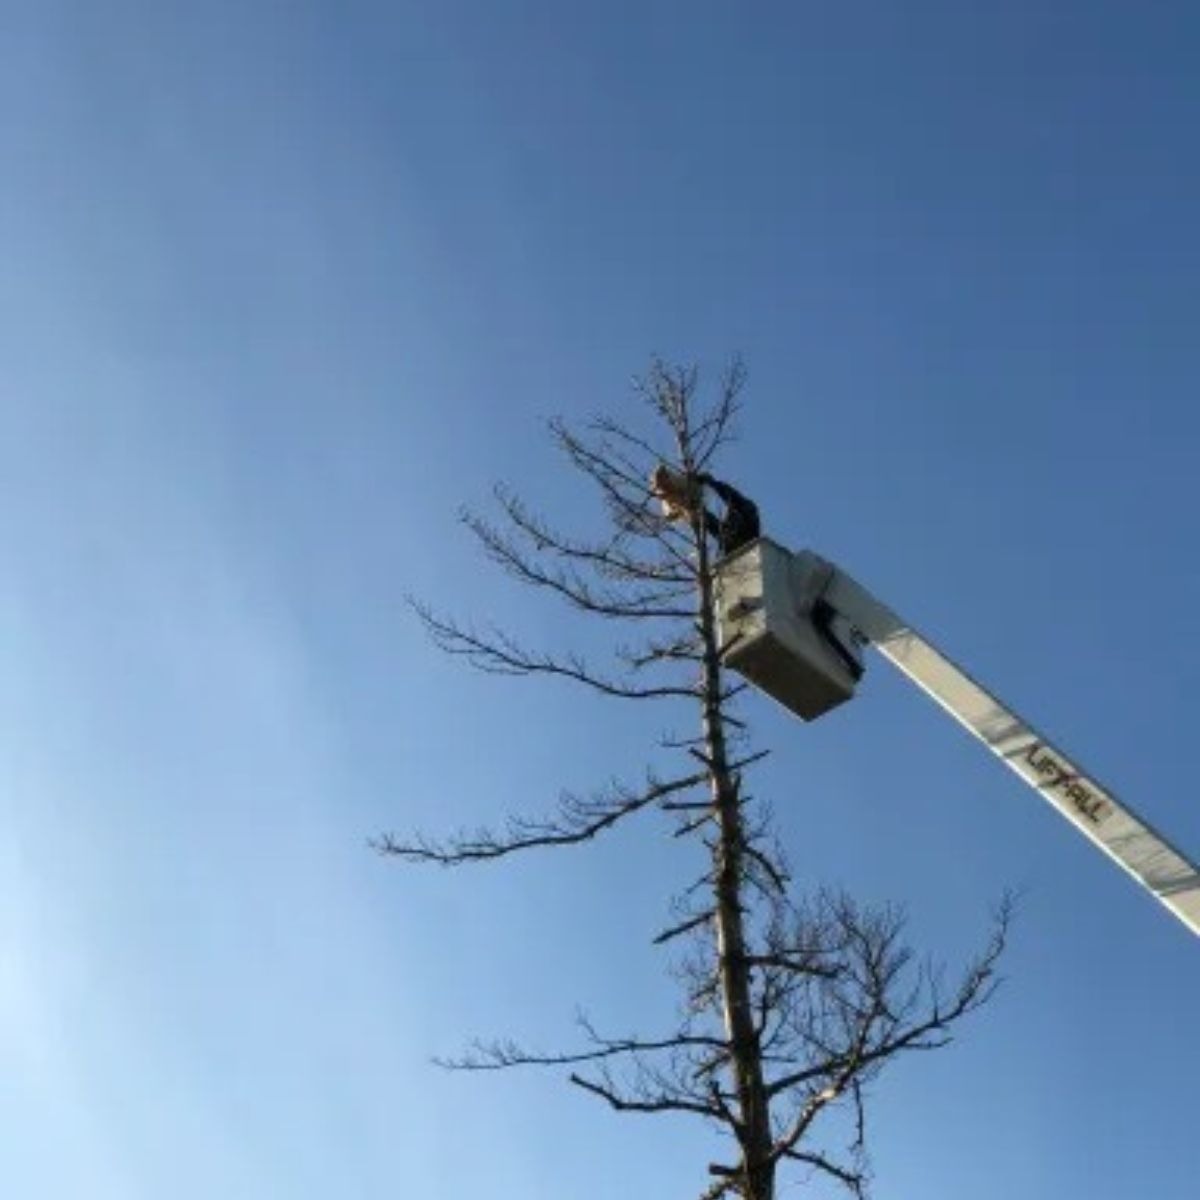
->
695, 524, 774, 1200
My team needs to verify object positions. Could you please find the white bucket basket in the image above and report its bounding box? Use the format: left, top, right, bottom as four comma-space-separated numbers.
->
714, 538, 860, 721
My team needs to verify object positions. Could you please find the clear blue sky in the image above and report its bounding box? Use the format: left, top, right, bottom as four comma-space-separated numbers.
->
3, 2, 1198, 1197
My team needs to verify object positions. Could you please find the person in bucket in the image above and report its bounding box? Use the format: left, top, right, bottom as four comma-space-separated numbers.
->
650, 464, 761, 558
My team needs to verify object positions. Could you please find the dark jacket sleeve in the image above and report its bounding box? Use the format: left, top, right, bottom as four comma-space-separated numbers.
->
703, 476, 751, 509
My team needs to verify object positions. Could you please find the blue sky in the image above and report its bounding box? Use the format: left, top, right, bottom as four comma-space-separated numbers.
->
2, 2, 1199, 1196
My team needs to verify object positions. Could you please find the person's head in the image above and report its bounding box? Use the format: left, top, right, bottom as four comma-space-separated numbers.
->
650, 463, 697, 521
649, 463, 675, 498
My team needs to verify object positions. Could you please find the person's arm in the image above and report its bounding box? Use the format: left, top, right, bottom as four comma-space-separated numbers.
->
698, 473, 746, 507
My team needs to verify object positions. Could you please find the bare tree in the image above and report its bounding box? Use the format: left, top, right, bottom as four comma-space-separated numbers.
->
378, 362, 1009, 1200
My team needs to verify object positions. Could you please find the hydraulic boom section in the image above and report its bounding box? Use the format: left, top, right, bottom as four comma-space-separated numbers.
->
714, 538, 1200, 939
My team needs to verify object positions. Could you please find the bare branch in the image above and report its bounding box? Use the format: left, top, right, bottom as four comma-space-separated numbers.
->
690, 356, 746, 470
376, 770, 707, 865
569, 1071, 721, 1121
439, 1028, 727, 1072
589, 415, 671, 471
463, 509, 695, 620
408, 601, 698, 700
653, 910, 714, 946
549, 418, 697, 569
492, 484, 695, 584
780, 1148, 866, 1196
698, 1175, 739, 1200
672, 810, 716, 838
617, 631, 703, 671
763, 895, 1013, 1103
743, 843, 790, 896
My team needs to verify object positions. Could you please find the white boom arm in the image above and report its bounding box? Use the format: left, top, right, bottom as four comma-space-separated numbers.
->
714, 540, 1200, 939
824, 565, 1200, 938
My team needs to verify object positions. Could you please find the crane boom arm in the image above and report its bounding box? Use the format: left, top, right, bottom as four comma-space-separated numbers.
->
822, 566, 1200, 938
